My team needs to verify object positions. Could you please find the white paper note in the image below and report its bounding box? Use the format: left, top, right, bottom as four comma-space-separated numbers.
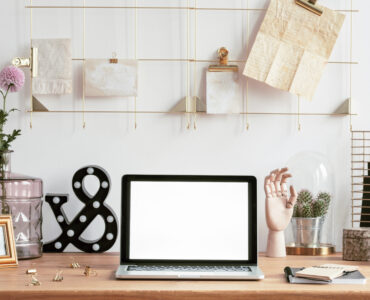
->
206, 72, 240, 114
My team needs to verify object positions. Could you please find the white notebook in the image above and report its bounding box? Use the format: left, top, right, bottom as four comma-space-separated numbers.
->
296, 264, 359, 281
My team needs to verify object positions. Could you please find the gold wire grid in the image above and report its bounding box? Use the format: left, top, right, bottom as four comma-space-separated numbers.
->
26, 0, 358, 129
351, 131, 370, 227
24, 5, 358, 13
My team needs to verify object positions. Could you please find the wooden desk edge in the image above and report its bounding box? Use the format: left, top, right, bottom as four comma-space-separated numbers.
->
1, 289, 370, 300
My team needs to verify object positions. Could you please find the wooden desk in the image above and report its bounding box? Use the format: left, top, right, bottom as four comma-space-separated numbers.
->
0, 253, 369, 300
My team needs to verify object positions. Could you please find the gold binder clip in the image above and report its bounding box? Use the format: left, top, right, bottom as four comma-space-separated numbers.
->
109, 52, 118, 64
208, 47, 238, 73
70, 257, 81, 269
12, 47, 38, 77
84, 266, 97, 277
53, 270, 64, 282
295, 0, 323, 16
27, 275, 41, 286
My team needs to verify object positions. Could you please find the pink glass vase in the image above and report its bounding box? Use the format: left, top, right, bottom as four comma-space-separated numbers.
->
0, 151, 43, 259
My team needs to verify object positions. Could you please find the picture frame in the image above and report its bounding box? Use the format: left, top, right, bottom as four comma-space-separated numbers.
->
0, 215, 18, 268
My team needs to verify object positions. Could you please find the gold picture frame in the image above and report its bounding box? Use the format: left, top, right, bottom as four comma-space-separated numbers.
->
0, 215, 18, 268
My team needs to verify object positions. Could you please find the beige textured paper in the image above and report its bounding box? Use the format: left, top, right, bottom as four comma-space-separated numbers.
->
32, 39, 72, 95
84, 59, 138, 97
243, 0, 345, 100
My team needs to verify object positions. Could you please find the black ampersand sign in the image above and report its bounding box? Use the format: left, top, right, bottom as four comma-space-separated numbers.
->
43, 166, 118, 253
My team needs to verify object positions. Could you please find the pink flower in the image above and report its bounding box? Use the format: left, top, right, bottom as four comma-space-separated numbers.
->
0, 66, 25, 92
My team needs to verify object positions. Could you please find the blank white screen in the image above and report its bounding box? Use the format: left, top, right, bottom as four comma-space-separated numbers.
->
129, 181, 249, 260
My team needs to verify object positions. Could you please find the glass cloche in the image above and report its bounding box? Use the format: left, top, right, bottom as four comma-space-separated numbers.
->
285, 152, 335, 255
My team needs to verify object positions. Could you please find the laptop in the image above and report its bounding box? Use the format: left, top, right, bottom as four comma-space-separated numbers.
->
116, 175, 264, 280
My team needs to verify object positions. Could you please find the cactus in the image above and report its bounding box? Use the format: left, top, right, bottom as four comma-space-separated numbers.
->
296, 189, 313, 205
313, 192, 331, 217
293, 190, 313, 217
317, 192, 331, 207
293, 190, 331, 218
301, 203, 313, 218
293, 204, 300, 217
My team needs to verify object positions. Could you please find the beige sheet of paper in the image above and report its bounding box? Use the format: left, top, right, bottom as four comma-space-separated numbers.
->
84, 59, 138, 97
243, 0, 345, 100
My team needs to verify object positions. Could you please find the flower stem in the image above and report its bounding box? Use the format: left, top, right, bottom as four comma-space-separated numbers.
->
0, 86, 11, 214
3, 85, 10, 112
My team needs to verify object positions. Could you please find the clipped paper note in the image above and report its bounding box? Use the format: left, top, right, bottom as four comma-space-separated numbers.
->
32, 39, 72, 95
206, 72, 240, 114
84, 59, 138, 97
243, 0, 345, 100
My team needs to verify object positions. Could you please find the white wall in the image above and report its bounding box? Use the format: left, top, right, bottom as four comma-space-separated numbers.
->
0, 0, 368, 252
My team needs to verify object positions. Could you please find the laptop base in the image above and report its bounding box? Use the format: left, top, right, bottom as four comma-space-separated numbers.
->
116, 265, 264, 280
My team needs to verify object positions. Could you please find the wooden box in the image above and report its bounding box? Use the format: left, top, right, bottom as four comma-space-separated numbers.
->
343, 228, 370, 261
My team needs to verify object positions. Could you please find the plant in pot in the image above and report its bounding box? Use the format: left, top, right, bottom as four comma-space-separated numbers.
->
0, 66, 24, 215
292, 190, 331, 247
0, 66, 44, 259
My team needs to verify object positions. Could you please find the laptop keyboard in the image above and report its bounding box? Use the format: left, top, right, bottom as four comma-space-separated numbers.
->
127, 265, 252, 272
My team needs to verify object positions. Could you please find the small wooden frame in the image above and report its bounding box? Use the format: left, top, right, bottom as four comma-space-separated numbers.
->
0, 215, 18, 268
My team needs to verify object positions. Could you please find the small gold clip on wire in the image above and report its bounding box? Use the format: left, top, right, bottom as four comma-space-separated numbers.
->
12, 47, 38, 77
295, 0, 323, 16
208, 47, 238, 72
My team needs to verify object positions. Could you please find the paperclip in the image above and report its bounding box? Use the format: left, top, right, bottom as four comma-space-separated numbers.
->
53, 270, 63, 282
84, 266, 97, 277
27, 275, 41, 286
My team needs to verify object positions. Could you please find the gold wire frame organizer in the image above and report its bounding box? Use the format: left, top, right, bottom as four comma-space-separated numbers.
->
351, 131, 370, 227
25, 0, 358, 129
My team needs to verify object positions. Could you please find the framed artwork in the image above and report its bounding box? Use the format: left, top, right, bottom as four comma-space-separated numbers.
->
0, 215, 18, 268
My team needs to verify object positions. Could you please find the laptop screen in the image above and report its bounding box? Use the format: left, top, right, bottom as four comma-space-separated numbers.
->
128, 180, 249, 261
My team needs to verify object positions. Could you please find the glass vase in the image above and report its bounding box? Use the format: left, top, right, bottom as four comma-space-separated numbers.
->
0, 151, 43, 259
0, 151, 12, 215
285, 151, 335, 255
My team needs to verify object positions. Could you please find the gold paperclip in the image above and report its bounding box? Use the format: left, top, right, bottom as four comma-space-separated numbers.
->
70, 257, 81, 268
26, 269, 37, 275
70, 262, 81, 269
27, 275, 41, 286
53, 270, 63, 282
84, 266, 97, 277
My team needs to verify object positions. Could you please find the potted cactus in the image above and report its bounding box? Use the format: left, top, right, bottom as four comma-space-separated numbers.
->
291, 190, 331, 247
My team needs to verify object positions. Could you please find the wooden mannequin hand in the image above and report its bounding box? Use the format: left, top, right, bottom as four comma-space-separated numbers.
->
264, 168, 297, 257
265, 168, 297, 231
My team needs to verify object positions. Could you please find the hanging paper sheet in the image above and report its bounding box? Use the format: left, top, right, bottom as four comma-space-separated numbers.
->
84, 59, 138, 97
243, 0, 345, 100
206, 72, 240, 114
32, 39, 72, 95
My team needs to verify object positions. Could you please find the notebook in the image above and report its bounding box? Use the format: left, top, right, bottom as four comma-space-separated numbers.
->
296, 264, 358, 281
284, 266, 366, 285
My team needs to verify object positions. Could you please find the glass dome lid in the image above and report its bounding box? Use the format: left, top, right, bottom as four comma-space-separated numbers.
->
286, 151, 334, 196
